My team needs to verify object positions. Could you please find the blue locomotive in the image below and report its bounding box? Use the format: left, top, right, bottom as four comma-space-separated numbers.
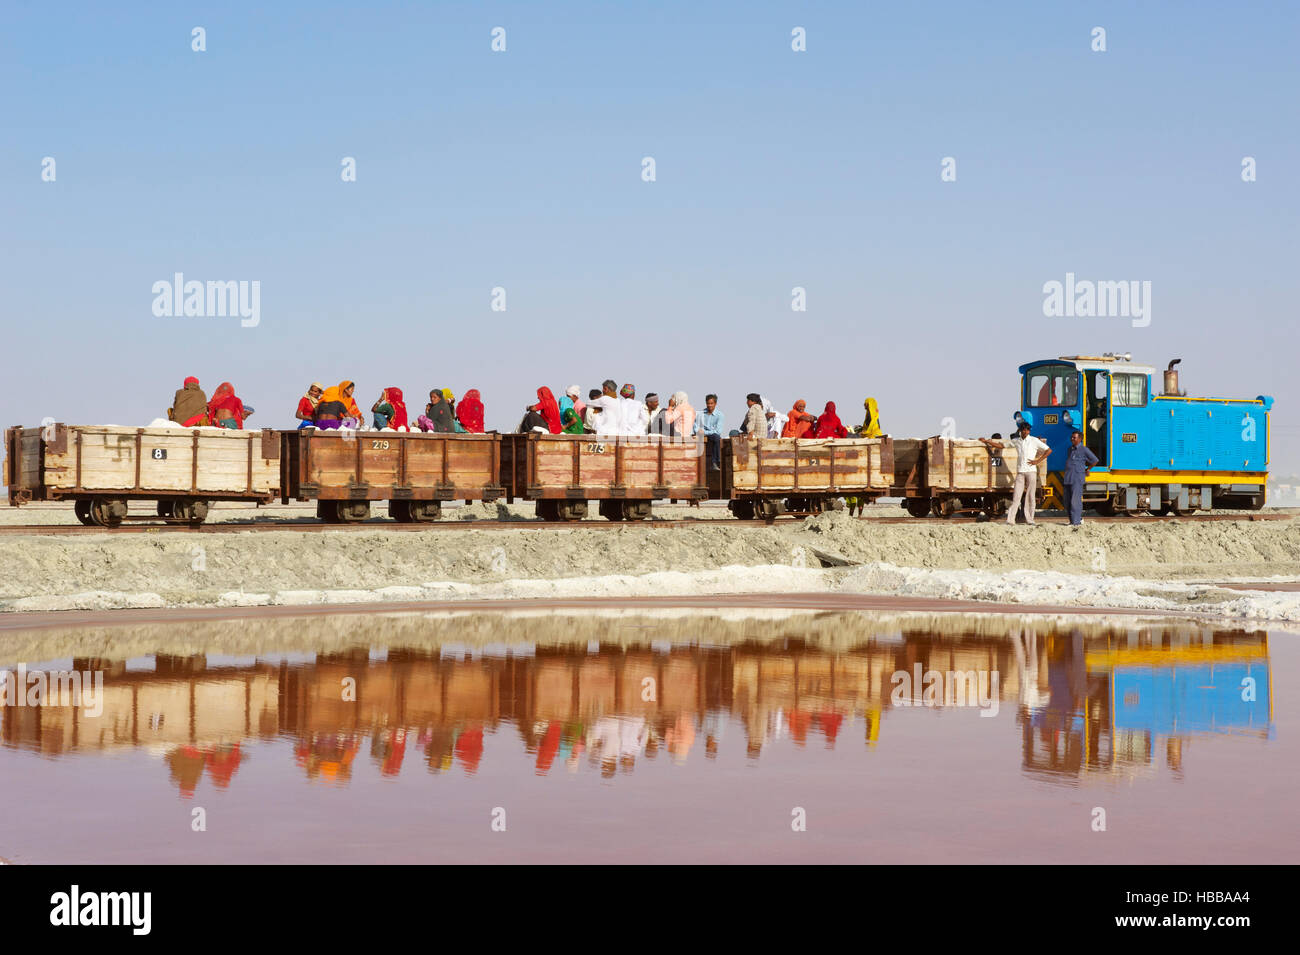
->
1015, 355, 1272, 514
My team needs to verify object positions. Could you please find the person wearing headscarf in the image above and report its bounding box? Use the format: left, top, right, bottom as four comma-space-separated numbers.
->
313, 386, 348, 429
418, 389, 457, 432
337, 380, 363, 426
561, 406, 585, 434
619, 383, 648, 436
782, 400, 815, 438
761, 397, 786, 438
385, 387, 409, 430
810, 401, 848, 439
529, 386, 562, 434
437, 389, 466, 432
456, 389, 485, 433
207, 382, 252, 429
296, 383, 323, 429
664, 391, 695, 438
560, 385, 585, 421
371, 390, 395, 429
442, 388, 455, 404
858, 397, 882, 438
169, 376, 209, 427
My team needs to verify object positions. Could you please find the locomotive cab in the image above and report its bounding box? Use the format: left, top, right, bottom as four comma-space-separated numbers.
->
1018, 354, 1272, 514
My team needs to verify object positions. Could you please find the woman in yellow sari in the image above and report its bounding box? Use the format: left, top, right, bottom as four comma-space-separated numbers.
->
845, 398, 883, 516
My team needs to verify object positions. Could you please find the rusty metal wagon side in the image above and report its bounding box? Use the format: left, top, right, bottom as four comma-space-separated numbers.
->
722, 436, 895, 520
500, 433, 708, 521
282, 429, 504, 523
4, 423, 281, 526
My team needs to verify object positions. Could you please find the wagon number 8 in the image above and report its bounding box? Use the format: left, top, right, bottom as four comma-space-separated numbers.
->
585, 442, 607, 454
371, 440, 390, 450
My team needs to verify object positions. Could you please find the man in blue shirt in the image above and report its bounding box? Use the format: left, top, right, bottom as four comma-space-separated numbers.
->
693, 394, 725, 470
1063, 429, 1099, 527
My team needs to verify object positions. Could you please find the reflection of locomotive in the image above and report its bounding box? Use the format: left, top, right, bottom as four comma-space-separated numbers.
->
1017, 354, 1272, 514
1019, 629, 1271, 780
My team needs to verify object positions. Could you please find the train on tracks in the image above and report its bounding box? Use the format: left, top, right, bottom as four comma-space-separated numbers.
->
4, 356, 1272, 526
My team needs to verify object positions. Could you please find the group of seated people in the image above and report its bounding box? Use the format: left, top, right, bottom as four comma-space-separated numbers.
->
170, 377, 885, 449
295, 381, 486, 433
166, 377, 255, 429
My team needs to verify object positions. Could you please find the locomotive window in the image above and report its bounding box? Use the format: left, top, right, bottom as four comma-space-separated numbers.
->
1025, 365, 1079, 407
1113, 373, 1148, 407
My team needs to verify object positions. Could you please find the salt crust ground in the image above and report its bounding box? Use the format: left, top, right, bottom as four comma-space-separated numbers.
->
1, 503, 1297, 620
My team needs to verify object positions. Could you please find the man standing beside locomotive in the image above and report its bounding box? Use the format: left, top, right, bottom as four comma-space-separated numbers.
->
1062, 429, 1099, 528
981, 421, 1050, 526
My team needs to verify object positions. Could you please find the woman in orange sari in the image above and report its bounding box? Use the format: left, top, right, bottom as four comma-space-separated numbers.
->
781, 399, 815, 438
338, 380, 363, 425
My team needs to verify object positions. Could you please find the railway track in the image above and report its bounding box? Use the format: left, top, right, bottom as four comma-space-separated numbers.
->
0, 512, 1288, 535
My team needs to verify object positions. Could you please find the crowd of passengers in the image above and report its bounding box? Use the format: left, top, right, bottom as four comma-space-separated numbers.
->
166, 377, 884, 471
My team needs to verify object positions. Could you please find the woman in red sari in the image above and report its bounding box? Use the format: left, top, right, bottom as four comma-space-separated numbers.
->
456, 388, 485, 433
530, 386, 562, 434
810, 401, 848, 438
384, 387, 409, 430
207, 382, 251, 429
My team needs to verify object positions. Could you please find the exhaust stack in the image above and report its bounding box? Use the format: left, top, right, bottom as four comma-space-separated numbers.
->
1163, 359, 1183, 397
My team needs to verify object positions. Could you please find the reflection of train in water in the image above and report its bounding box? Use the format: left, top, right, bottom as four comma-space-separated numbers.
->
1017, 627, 1272, 781
0, 617, 1273, 789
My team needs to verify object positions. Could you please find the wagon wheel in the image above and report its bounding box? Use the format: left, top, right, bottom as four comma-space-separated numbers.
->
336, 501, 371, 523
557, 500, 588, 521
74, 500, 95, 525
730, 500, 755, 521
621, 500, 652, 521
89, 497, 126, 528
408, 501, 442, 522
756, 499, 780, 522
173, 499, 209, 525
904, 498, 931, 519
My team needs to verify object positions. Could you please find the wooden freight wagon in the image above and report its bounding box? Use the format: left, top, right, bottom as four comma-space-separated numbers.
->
724, 436, 894, 519
283, 429, 503, 523
890, 436, 1046, 518
4, 423, 281, 526
500, 433, 707, 521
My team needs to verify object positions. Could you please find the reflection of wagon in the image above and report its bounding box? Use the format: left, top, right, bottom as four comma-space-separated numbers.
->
4, 424, 280, 526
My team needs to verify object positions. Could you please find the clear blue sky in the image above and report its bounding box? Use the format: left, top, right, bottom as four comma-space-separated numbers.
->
3, 2, 1297, 469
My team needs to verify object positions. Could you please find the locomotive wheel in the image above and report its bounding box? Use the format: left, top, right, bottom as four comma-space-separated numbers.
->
74, 500, 95, 525
557, 500, 588, 521
904, 498, 931, 519
389, 500, 412, 523
89, 497, 127, 528
621, 500, 652, 521
156, 500, 175, 519
172, 499, 209, 525
408, 501, 441, 522
1093, 496, 1119, 517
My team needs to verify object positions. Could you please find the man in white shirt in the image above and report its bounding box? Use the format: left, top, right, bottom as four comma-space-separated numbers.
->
619, 383, 648, 436
982, 421, 1050, 526
588, 379, 623, 436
